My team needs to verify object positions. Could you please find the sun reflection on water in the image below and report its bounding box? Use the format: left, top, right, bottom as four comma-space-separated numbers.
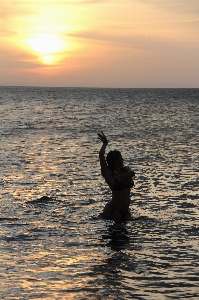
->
0, 87, 199, 299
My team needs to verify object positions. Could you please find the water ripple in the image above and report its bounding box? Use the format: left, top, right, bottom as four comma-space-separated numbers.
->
0, 87, 199, 299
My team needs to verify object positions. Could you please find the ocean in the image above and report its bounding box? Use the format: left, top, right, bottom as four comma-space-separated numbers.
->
0, 86, 199, 299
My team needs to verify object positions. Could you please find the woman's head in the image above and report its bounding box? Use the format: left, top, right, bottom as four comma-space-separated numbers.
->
106, 150, 123, 171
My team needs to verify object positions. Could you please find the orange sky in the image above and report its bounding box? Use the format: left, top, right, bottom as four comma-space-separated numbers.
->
0, 0, 199, 88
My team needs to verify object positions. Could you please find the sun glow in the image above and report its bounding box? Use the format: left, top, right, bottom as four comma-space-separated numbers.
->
28, 33, 67, 64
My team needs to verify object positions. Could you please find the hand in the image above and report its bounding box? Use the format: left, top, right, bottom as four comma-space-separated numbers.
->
97, 131, 108, 144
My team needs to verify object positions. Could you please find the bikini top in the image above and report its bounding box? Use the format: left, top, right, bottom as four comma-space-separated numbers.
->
112, 171, 134, 191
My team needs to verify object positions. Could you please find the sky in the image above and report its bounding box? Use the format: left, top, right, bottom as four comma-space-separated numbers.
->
0, 0, 199, 88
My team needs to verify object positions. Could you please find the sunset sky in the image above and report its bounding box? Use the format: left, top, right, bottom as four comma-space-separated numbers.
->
1, 0, 199, 88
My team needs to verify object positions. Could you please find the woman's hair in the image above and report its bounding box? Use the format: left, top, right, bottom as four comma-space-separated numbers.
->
106, 150, 121, 171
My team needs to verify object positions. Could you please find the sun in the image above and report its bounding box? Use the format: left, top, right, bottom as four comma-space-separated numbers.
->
28, 33, 66, 64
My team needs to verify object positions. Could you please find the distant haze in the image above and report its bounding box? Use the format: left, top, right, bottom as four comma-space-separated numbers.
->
0, 0, 199, 88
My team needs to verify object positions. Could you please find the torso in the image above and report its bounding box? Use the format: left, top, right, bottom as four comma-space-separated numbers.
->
109, 169, 133, 211
101, 161, 134, 212
110, 188, 131, 211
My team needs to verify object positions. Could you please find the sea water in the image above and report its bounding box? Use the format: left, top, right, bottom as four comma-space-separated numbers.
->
0, 87, 199, 299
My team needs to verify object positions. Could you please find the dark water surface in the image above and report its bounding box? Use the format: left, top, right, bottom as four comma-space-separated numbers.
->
0, 87, 199, 299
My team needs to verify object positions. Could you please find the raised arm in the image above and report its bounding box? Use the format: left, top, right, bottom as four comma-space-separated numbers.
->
97, 132, 114, 189
97, 131, 108, 174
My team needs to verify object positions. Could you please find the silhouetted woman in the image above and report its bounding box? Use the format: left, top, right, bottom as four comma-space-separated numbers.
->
98, 132, 135, 220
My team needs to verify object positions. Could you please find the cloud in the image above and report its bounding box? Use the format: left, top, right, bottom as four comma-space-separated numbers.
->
61, 0, 111, 3
1, 0, 112, 6
0, 1, 91, 22
67, 30, 194, 53
0, 2, 37, 19
136, 0, 199, 16
0, 47, 42, 69
1, 0, 198, 88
